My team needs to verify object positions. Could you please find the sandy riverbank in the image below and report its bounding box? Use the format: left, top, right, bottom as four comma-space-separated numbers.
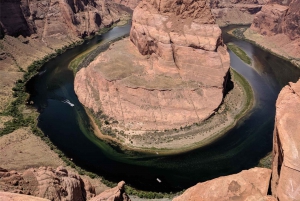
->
86, 68, 254, 155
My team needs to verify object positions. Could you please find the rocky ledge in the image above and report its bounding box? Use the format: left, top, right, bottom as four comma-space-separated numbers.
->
75, 0, 230, 134
173, 167, 275, 201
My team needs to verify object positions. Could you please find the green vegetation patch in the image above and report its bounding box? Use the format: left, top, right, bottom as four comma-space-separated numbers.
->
227, 43, 252, 65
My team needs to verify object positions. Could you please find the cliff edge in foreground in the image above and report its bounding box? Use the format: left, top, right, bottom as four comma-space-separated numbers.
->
272, 79, 300, 201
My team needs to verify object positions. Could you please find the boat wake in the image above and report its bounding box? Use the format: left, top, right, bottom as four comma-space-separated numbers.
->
62, 99, 74, 107
39, 69, 46, 75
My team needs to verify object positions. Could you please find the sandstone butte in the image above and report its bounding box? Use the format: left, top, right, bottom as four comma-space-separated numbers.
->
244, 0, 300, 66
74, 0, 230, 133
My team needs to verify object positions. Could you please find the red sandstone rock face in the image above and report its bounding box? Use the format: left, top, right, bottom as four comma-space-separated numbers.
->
173, 168, 276, 201
89, 181, 131, 201
272, 79, 300, 201
0, 0, 128, 39
0, 166, 95, 201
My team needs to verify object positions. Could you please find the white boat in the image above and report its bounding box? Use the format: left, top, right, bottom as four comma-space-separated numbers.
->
62, 99, 74, 107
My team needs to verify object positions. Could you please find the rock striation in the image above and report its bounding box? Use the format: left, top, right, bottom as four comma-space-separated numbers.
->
0, 166, 96, 201
244, 0, 300, 66
173, 167, 275, 201
75, 0, 230, 132
272, 79, 300, 201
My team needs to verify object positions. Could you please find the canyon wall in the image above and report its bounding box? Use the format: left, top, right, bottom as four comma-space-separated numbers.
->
210, 0, 267, 26
244, 0, 300, 66
75, 0, 230, 132
0, 0, 128, 39
0, 0, 130, 113
272, 79, 300, 201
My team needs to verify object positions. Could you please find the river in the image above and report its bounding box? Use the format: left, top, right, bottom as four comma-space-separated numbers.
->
26, 23, 300, 192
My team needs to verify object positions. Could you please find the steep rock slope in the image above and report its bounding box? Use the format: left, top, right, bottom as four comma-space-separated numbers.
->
244, 0, 300, 66
272, 79, 300, 201
173, 167, 275, 201
75, 0, 230, 132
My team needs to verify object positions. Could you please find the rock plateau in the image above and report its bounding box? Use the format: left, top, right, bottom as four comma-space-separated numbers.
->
75, 0, 230, 132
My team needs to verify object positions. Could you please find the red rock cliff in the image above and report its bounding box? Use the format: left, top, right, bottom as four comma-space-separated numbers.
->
0, 0, 129, 39
272, 79, 300, 201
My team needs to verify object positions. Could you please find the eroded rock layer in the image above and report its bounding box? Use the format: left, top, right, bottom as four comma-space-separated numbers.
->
75, 0, 230, 131
272, 79, 300, 201
173, 167, 275, 201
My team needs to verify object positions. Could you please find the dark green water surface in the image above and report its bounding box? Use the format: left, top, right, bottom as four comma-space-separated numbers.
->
26, 23, 300, 192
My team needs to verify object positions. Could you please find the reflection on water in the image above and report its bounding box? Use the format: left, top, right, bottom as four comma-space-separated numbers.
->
26, 24, 300, 192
